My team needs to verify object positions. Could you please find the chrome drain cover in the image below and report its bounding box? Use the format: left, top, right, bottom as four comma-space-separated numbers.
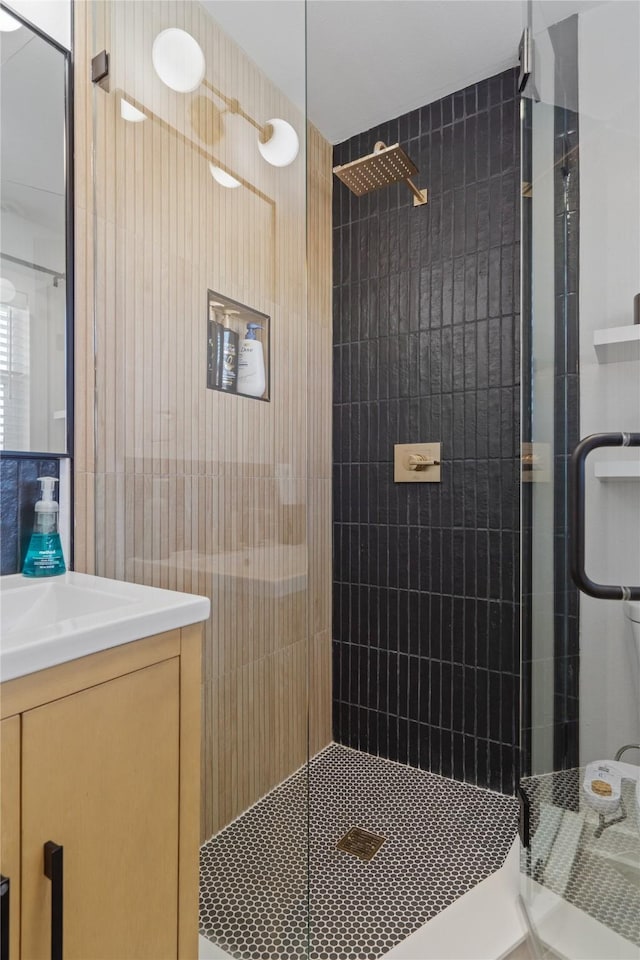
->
337, 827, 386, 861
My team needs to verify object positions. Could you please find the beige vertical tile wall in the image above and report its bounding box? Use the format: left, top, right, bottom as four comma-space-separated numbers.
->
74, 0, 332, 840
74, 0, 95, 577
307, 125, 333, 758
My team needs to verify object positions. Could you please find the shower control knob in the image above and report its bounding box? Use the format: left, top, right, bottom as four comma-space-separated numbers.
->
408, 454, 439, 470
394, 443, 442, 483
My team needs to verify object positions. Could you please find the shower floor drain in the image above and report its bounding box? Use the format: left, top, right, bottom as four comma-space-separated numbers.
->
337, 826, 386, 861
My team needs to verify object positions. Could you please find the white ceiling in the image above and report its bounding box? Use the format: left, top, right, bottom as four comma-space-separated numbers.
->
204, 1, 307, 113
1, 24, 66, 230
204, 0, 601, 144
306, 0, 526, 143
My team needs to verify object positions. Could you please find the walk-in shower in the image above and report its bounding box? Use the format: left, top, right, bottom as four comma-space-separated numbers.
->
80, 0, 640, 957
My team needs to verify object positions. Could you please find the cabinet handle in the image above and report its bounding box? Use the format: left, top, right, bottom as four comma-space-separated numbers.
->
0, 875, 9, 960
43, 842, 63, 960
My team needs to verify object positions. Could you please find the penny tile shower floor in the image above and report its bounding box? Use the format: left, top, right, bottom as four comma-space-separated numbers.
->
200, 744, 518, 960
521, 768, 640, 948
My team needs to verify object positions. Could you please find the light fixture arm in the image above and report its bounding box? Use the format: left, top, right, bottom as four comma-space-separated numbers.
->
203, 80, 272, 143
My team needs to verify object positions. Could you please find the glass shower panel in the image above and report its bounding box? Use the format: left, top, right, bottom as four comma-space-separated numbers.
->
90, 0, 310, 954
521, 2, 640, 956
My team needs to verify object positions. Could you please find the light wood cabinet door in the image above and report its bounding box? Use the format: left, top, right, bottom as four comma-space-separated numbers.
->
21, 658, 181, 960
1, 716, 21, 960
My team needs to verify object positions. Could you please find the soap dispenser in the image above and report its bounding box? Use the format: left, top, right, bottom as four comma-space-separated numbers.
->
22, 477, 67, 577
237, 322, 266, 398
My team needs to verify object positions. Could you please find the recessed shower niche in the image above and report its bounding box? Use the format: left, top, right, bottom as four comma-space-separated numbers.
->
206, 290, 271, 401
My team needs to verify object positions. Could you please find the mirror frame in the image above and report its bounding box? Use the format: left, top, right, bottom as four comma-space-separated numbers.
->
0, 1, 74, 459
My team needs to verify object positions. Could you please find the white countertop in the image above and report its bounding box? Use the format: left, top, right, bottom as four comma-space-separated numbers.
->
0, 571, 210, 682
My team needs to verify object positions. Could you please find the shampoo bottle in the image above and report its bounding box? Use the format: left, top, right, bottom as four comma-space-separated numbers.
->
237, 322, 266, 398
23, 477, 66, 577
207, 301, 225, 390
220, 309, 240, 394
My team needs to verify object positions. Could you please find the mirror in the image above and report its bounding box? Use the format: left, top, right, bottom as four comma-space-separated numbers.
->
0, 7, 72, 454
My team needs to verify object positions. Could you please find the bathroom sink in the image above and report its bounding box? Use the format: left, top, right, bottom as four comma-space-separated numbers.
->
0, 572, 210, 681
2, 580, 133, 634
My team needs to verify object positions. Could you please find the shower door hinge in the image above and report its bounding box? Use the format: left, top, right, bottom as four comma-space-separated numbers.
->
91, 50, 110, 89
518, 28, 532, 93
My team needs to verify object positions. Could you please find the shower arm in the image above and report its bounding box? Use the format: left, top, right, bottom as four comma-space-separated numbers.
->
373, 142, 425, 205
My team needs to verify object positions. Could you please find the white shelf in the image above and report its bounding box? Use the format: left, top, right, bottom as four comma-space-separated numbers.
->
593, 324, 640, 363
595, 461, 640, 481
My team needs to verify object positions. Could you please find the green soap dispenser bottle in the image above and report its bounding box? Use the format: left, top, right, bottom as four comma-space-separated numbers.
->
22, 476, 67, 577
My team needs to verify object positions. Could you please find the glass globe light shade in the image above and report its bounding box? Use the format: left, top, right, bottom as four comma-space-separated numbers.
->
0, 278, 17, 303
120, 99, 146, 123
152, 28, 205, 93
209, 163, 241, 188
257, 118, 299, 168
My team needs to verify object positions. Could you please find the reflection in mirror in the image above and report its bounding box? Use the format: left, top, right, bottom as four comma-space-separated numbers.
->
0, 9, 70, 453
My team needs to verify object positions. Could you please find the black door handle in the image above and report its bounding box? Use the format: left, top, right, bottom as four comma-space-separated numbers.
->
570, 432, 640, 600
0, 875, 9, 960
44, 842, 63, 960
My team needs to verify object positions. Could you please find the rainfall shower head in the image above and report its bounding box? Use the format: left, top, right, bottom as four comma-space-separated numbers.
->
333, 141, 427, 206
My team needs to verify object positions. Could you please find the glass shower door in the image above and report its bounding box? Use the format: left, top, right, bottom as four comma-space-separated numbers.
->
87, 1, 315, 956
520, 2, 640, 956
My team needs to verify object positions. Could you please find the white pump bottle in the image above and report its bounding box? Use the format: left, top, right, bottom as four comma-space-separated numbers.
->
237, 322, 266, 398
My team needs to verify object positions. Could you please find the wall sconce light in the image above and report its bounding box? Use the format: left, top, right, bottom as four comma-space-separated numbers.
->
209, 163, 241, 189
152, 28, 206, 93
149, 27, 299, 169
120, 98, 146, 122
204, 84, 299, 169
0, 9, 21, 31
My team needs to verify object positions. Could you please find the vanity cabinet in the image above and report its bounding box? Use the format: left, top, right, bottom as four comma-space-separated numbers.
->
0, 626, 201, 960
1, 717, 20, 960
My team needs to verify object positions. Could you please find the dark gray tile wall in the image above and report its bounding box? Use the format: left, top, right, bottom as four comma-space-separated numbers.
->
332, 69, 521, 795
551, 15, 580, 772
0, 456, 61, 574
551, 101, 580, 772
520, 16, 581, 779
520, 96, 533, 777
